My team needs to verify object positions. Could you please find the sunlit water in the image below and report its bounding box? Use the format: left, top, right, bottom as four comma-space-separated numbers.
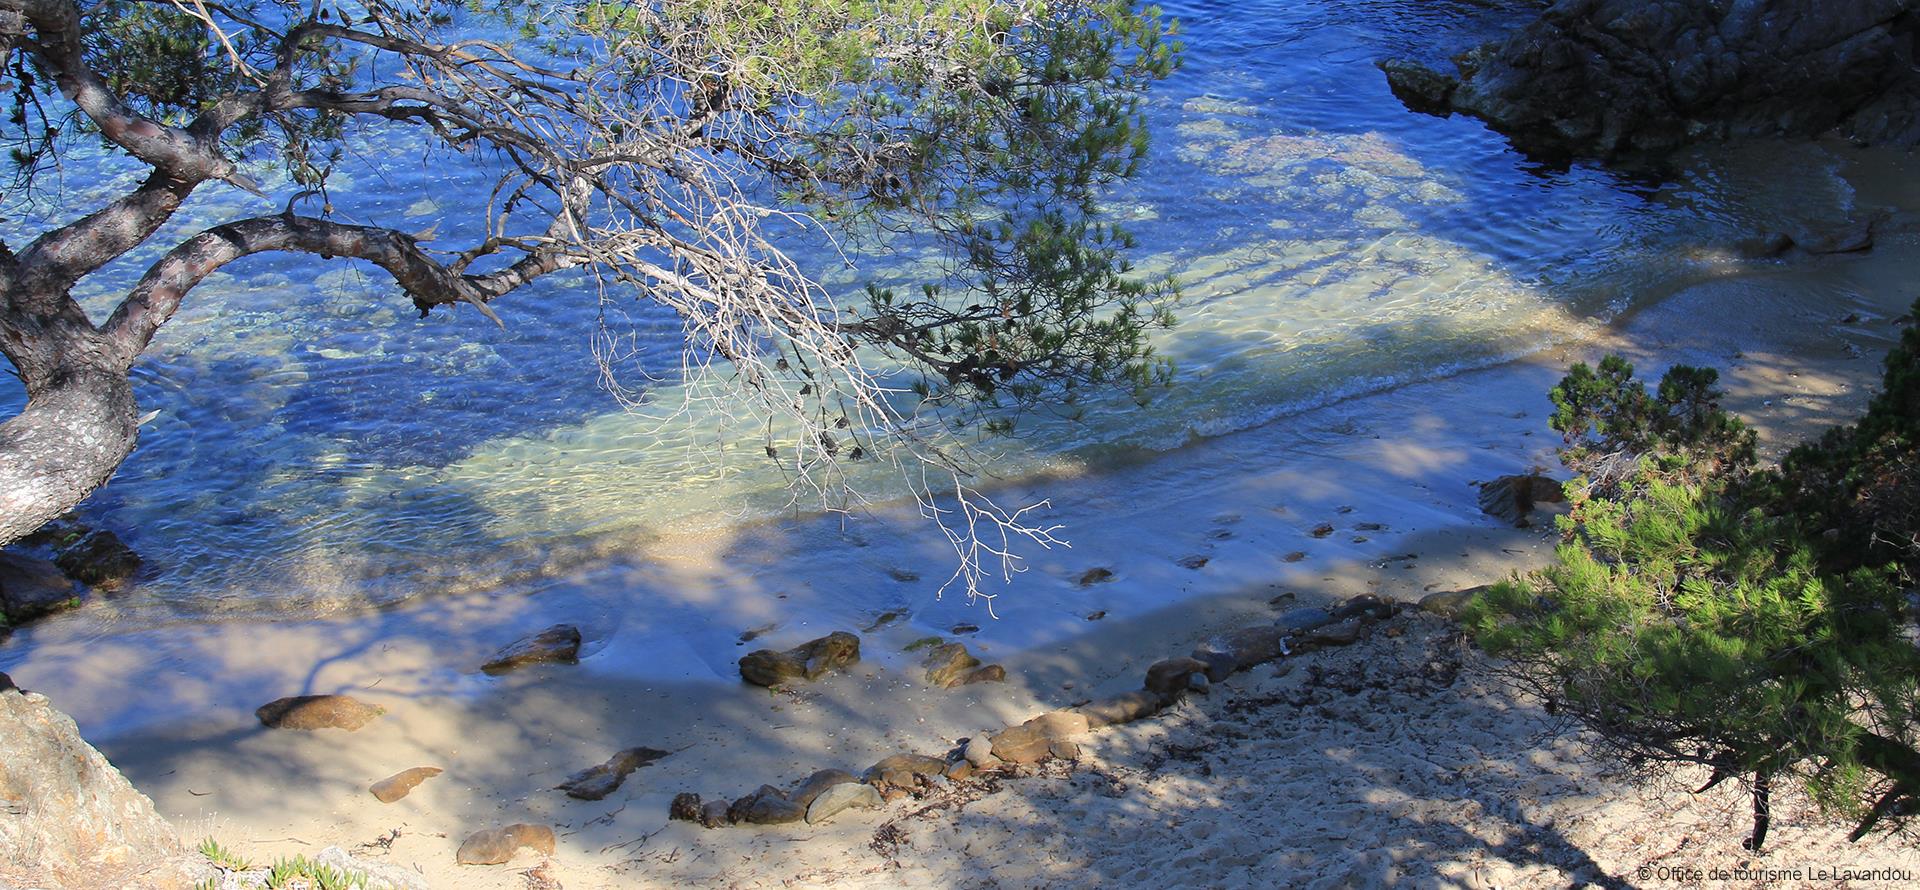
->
0, 0, 1873, 617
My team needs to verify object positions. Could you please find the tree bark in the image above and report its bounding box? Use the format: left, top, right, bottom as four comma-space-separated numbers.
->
0, 367, 139, 545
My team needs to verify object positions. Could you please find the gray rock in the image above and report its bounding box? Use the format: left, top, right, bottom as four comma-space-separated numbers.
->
700, 799, 732, 828
1191, 649, 1237, 683
805, 782, 882, 824
963, 735, 999, 768
1276, 607, 1336, 635
1333, 593, 1394, 621
313, 845, 429, 890
482, 624, 582, 675
738, 631, 861, 687
255, 694, 385, 731
556, 746, 670, 800
1187, 673, 1211, 694
0, 689, 184, 890
1307, 618, 1366, 647
1203, 626, 1290, 671
788, 768, 859, 809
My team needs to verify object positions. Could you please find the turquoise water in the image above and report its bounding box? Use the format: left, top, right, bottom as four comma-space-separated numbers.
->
0, 0, 1868, 615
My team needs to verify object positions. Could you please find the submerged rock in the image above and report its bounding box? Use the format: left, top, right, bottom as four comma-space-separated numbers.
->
1077, 567, 1115, 586
255, 694, 385, 731
455, 823, 555, 865
369, 766, 442, 803
53, 530, 140, 589
1, 688, 184, 890
961, 664, 1007, 685
481, 624, 582, 675
738, 631, 861, 687
557, 746, 671, 800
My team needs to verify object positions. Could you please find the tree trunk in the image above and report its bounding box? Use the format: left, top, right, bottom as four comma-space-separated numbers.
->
0, 367, 139, 545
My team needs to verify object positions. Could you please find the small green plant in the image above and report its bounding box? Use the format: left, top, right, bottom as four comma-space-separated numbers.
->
197, 837, 251, 871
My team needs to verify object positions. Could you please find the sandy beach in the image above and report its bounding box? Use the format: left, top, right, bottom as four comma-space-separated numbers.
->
10, 206, 1920, 888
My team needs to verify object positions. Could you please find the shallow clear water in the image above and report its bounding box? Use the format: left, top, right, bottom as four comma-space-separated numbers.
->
0, 0, 1870, 615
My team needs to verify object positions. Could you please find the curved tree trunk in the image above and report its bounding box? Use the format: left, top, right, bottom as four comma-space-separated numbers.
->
0, 368, 139, 545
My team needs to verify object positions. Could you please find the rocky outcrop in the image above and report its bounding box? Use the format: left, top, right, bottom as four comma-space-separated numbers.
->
1382, 0, 1920, 158
1, 688, 186, 889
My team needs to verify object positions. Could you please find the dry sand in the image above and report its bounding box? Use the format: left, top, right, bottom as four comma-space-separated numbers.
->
13, 219, 1920, 888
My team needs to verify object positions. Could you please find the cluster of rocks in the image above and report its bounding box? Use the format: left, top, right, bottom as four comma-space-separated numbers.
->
0, 516, 140, 634
672, 587, 1491, 832
1380, 0, 1920, 159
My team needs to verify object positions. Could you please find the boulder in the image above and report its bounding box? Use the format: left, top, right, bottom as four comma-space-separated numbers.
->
805, 782, 882, 825
455, 823, 555, 866
369, 766, 442, 803
0, 688, 185, 890
255, 694, 385, 731
864, 753, 947, 788
556, 746, 670, 800
738, 631, 861, 687
1075, 690, 1170, 729
922, 642, 982, 688
1143, 657, 1209, 696
53, 530, 141, 589
0, 551, 80, 625
1478, 474, 1565, 527
990, 711, 1089, 764
482, 624, 582, 675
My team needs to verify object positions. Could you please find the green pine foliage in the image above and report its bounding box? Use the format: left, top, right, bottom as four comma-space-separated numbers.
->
1466, 321, 1920, 849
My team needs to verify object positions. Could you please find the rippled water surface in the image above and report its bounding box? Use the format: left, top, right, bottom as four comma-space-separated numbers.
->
0, 0, 1872, 613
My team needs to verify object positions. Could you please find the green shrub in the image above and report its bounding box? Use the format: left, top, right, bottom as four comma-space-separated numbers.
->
1468, 332, 1920, 850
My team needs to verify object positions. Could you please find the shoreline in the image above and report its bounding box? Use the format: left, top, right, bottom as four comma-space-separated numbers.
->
7, 228, 1920, 887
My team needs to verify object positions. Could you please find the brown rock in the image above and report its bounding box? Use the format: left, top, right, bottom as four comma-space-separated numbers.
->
944, 759, 974, 780
961, 664, 1006, 685
922, 642, 981, 688
700, 799, 732, 828
1144, 656, 1210, 696
455, 823, 554, 866
1075, 690, 1170, 728
556, 746, 670, 800
1049, 739, 1081, 761
482, 624, 582, 675
738, 631, 861, 687
731, 785, 806, 825
865, 753, 947, 788
990, 710, 1090, 764
0, 689, 183, 890
255, 694, 385, 731
369, 766, 442, 803
668, 792, 703, 823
